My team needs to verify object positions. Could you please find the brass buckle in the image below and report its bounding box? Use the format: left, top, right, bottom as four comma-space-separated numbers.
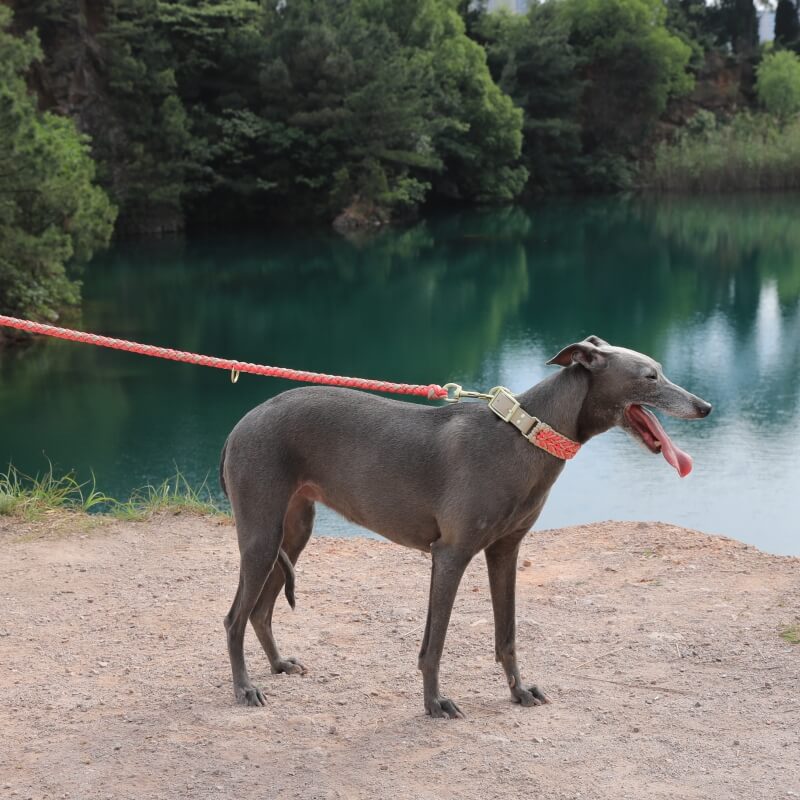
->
488, 387, 520, 422
442, 383, 496, 403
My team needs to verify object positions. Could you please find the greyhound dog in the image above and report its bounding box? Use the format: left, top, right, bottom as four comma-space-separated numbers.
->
219, 336, 712, 718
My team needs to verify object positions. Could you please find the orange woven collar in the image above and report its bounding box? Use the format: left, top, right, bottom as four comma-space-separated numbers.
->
488, 388, 581, 461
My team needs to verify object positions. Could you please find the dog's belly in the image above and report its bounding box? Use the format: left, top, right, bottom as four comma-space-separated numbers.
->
296, 482, 437, 552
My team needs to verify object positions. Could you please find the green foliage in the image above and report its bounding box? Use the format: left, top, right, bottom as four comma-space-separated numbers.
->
663, 0, 717, 67
96, 0, 208, 225
0, 7, 115, 321
647, 112, 800, 191
756, 50, 800, 123
558, 0, 694, 170
479, 5, 583, 192
60, 0, 525, 223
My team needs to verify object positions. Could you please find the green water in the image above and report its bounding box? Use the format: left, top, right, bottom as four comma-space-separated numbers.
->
2, 195, 799, 554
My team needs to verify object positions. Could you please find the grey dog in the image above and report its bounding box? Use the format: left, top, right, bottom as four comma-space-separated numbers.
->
219, 336, 712, 718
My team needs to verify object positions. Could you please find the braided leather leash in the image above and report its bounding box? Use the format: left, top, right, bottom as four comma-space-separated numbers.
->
1, 316, 580, 459
0, 315, 447, 399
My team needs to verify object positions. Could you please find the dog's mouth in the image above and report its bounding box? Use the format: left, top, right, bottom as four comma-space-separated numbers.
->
624, 404, 693, 478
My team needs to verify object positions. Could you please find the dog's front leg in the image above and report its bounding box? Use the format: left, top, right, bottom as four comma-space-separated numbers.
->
485, 533, 549, 707
417, 541, 471, 719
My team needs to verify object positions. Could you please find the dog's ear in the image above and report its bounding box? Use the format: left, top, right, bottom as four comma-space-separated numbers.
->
547, 340, 608, 371
584, 334, 609, 347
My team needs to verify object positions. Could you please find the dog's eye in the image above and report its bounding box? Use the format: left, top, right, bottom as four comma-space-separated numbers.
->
646, 372, 658, 381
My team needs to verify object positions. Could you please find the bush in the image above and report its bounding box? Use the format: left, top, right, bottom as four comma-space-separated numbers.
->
646, 112, 800, 191
756, 50, 800, 123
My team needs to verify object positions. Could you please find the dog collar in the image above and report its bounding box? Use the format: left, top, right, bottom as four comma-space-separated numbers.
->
488, 388, 581, 461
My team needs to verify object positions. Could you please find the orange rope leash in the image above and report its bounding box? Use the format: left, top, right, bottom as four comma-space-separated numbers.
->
0, 315, 448, 400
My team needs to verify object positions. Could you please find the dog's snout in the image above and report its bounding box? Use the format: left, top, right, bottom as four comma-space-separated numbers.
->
696, 400, 712, 418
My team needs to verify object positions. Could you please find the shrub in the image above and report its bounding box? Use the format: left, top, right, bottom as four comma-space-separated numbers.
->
756, 50, 800, 123
646, 112, 800, 191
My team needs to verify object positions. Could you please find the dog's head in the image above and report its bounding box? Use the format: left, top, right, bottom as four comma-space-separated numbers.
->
547, 336, 711, 477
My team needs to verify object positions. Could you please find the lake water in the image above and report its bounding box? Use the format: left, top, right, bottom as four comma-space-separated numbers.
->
2, 195, 799, 554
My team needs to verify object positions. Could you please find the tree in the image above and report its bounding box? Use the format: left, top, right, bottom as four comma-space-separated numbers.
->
195, 0, 525, 219
716, 0, 758, 55
775, 0, 800, 48
557, 0, 693, 182
96, 0, 207, 230
663, 0, 717, 66
756, 50, 800, 123
0, 7, 115, 322
479, 4, 584, 192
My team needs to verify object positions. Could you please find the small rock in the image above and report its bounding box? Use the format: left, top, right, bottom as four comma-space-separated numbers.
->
632, 727, 640, 733
523, 560, 532, 567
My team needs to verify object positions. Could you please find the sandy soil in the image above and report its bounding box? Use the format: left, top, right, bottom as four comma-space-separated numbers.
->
0, 513, 798, 800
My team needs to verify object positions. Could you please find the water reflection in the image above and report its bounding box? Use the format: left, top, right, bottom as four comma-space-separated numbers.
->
1, 196, 798, 553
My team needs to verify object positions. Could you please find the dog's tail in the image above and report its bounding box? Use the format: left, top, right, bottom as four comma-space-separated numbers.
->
277, 548, 296, 610
218, 437, 229, 498
219, 437, 295, 609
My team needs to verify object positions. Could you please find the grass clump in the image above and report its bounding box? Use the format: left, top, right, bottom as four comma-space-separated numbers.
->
779, 625, 800, 645
0, 464, 224, 521
113, 473, 222, 521
646, 111, 800, 192
0, 464, 112, 520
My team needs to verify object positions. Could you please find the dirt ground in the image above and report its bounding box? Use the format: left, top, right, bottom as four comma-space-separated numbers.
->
0, 513, 798, 800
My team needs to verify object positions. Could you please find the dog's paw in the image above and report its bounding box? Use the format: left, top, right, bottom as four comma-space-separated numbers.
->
271, 656, 306, 675
512, 684, 549, 707
236, 686, 267, 707
426, 697, 465, 720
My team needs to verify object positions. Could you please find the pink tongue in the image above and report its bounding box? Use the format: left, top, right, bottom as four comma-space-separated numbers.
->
636, 406, 693, 478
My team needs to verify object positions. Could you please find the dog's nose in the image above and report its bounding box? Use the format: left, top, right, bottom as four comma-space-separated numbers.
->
697, 401, 712, 417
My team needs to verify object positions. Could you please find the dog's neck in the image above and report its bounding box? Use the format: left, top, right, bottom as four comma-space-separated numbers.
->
517, 366, 614, 445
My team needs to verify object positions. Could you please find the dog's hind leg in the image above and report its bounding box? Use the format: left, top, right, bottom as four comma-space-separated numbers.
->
249, 493, 314, 675
485, 533, 549, 707
224, 491, 290, 707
